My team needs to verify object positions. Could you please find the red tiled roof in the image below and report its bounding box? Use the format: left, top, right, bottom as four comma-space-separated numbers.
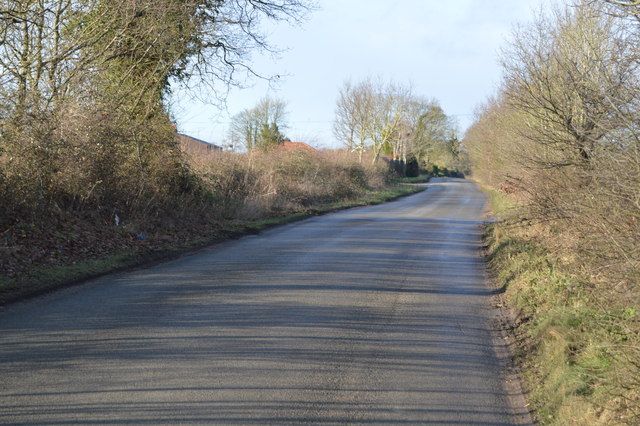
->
279, 141, 317, 153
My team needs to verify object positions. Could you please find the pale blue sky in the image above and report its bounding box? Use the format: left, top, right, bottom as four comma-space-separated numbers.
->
171, 0, 546, 149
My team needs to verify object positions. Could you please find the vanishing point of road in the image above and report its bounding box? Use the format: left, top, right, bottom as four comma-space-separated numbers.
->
0, 178, 531, 424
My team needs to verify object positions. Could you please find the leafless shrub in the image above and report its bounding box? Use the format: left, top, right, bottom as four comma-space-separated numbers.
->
465, 1, 640, 422
188, 148, 386, 222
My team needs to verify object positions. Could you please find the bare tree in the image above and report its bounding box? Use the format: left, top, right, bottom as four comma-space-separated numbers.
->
365, 81, 411, 164
599, 0, 640, 16
229, 96, 288, 150
410, 100, 454, 166
333, 81, 358, 153
0, 0, 314, 224
467, 4, 640, 419
0, 0, 314, 126
229, 109, 261, 151
333, 79, 376, 162
0, 1, 111, 125
333, 78, 413, 164
502, 3, 638, 168
334, 78, 458, 169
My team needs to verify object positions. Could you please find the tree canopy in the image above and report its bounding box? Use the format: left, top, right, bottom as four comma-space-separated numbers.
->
333, 78, 461, 172
229, 96, 288, 150
0, 0, 313, 226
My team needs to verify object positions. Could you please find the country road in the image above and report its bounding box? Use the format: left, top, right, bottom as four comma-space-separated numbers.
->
0, 178, 531, 424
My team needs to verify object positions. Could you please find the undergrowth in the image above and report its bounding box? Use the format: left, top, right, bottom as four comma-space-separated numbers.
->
0, 142, 422, 304
483, 189, 640, 425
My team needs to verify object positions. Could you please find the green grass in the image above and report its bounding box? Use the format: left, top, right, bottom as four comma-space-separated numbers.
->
392, 174, 431, 184
475, 182, 515, 218
369, 184, 425, 204
0, 250, 144, 305
483, 194, 636, 425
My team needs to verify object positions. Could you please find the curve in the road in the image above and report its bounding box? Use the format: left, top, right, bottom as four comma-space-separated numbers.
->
0, 178, 531, 424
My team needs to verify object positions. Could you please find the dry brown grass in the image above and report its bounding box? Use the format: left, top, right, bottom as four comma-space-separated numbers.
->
481, 187, 640, 425
185, 148, 388, 221
464, 7, 640, 418
0, 123, 391, 293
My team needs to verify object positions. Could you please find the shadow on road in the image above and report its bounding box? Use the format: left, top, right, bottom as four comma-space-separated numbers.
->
0, 181, 530, 424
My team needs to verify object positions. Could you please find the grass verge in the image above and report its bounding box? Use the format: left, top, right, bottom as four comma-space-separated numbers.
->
392, 174, 431, 184
482, 188, 639, 425
0, 183, 425, 306
473, 180, 515, 219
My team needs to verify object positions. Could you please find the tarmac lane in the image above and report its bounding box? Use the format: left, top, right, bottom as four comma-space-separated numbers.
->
0, 178, 531, 424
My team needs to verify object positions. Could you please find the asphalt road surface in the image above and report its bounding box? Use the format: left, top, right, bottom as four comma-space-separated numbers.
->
0, 178, 531, 424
